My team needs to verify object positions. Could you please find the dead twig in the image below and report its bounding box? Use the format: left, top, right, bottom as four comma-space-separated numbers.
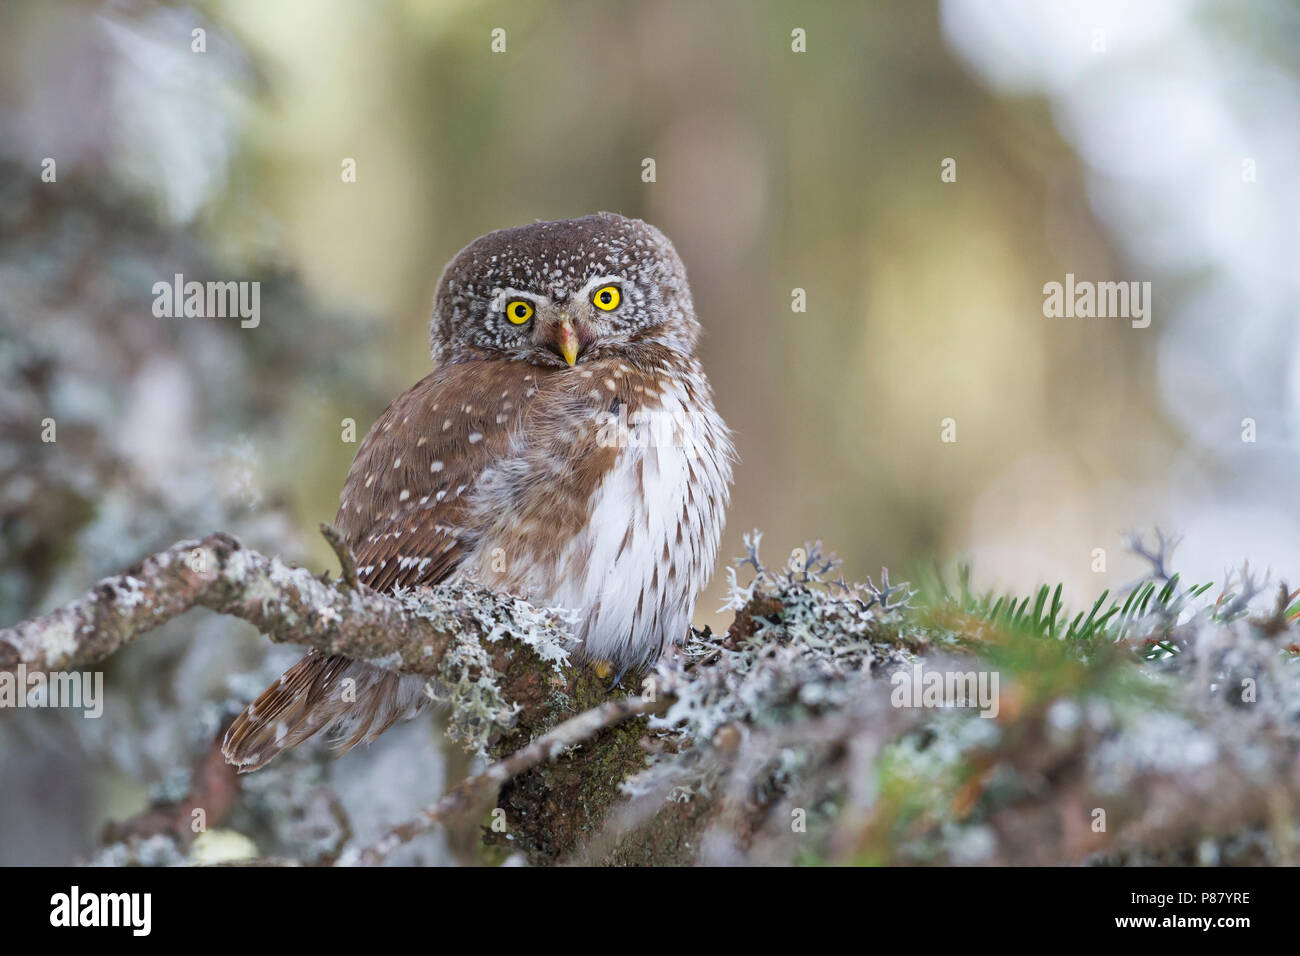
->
319, 522, 360, 590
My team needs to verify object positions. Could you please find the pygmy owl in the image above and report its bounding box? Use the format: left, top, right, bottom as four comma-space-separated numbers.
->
223, 212, 734, 771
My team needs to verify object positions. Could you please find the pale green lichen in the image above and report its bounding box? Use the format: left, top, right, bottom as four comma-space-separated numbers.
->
115, 575, 148, 609
472, 595, 576, 671
631, 532, 1300, 866
87, 834, 185, 867
40, 616, 80, 668
625, 532, 915, 801
393, 582, 576, 756
219, 546, 256, 584
431, 621, 519, 757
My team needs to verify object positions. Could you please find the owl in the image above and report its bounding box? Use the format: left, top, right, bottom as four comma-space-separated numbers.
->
223, 212, 734, 771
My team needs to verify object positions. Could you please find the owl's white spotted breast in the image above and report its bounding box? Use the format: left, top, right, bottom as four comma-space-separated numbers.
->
552, 380, 731, 668
465, 355, 734, 670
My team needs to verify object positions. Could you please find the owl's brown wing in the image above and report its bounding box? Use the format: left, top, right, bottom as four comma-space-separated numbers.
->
335, 359, 533, 591
223, 359, 542, 771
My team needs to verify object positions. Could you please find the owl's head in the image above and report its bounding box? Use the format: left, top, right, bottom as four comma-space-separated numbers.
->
431, 212, 699, 368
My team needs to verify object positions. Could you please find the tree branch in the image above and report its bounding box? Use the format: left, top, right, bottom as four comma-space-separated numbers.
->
347, 695, 664, 865
0, 533, 572, 706
0, 532, 675, 865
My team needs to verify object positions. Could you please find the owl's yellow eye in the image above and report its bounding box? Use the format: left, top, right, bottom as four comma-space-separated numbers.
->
592, 284, 621, 311
505, 299, 534, 325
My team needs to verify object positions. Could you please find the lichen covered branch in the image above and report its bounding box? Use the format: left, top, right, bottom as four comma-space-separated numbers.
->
10, 525, 1297, 868
350, 695, 663, 865
0, 532, 574, 722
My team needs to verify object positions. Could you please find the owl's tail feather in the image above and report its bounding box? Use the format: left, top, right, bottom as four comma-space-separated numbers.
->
221, 650, 429, 773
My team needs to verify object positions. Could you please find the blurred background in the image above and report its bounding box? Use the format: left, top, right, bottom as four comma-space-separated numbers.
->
2, 0, 1298, 864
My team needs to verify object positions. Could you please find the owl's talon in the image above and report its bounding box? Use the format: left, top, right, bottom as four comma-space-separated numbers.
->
591, 659, 629, 688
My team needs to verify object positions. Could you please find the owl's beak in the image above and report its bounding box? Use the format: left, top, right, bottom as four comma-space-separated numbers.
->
555, 315, 580, 367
